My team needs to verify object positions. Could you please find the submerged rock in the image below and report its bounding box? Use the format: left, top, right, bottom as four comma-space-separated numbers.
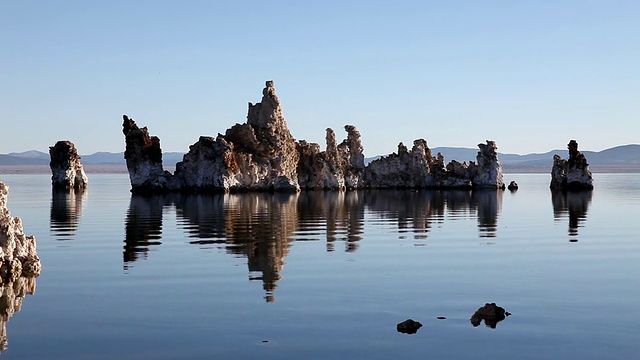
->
550, 140, 594, 191
470, 303, 508, 328
122, 81, 506, 193
397, 319, 423, 334
49, 141, 88, 190
0, 182, 41, 281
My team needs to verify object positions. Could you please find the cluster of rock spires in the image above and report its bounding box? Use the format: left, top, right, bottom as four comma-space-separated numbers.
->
0, 182, 41, 281
550, 140, 594, 191
122, 81, 505, 193
49, 140, 88, 190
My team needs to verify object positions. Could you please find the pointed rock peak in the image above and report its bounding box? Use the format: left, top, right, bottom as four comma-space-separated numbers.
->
246, 80, 284, 127
568, 140, 581, 160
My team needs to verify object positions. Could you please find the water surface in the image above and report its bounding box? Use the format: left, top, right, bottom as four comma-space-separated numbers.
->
1, 173, 639, 359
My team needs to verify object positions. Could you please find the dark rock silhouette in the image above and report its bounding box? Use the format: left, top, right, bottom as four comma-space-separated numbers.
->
122, 81, 505, 193
470, 303, 508, 328
550, 140, 594, 190
49, 141, 88, 190
397, 319, 423, 334
507, 181, 518, 190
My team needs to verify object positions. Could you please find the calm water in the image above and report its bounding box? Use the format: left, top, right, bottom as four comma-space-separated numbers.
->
0, 173, 639, 359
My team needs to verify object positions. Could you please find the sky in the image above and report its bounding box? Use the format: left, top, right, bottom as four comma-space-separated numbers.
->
1, 0, 638, 157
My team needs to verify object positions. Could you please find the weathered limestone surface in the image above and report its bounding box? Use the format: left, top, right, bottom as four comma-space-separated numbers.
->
0, 182, 41, 281
473, 140, 505, 188
364, 140, 505, 189
122, 116, 176, 192
296, 126, 365, 190
122, 81, 505, 193
364, 140, 434, 188
49, 141, 88, 190
550, 140, 594, 190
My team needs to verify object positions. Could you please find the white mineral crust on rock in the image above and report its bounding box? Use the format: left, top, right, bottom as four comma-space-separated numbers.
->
49, 141, 88, 190
0, 182, 41, 280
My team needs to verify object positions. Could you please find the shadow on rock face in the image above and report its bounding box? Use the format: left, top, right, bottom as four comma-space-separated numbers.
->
397, 319, 423, 334
470, 303, 509, 329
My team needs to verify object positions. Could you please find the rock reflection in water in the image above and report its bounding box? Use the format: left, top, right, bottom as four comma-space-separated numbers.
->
176, 193, 298, 302
124, 189, 503, 300
296, 192, 364, 252
471, 190, 502, 238
364, 190, 502, 238
50, 188, 86, 240
0, 276, 37, 352
552, 191, 593, 238
124, 195, 165, 268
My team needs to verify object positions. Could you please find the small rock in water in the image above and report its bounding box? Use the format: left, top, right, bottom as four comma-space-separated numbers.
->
436, 316, 446, 320
507, 180, 518, 191
470, 303, 508, 329
397, 319, 423, 334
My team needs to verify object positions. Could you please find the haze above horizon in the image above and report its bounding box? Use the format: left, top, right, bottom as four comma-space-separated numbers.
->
2, 1, 638, 156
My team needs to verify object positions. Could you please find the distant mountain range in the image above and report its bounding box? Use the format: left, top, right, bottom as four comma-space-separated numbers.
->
1, 144, 639, 172
0, 151, 185, 167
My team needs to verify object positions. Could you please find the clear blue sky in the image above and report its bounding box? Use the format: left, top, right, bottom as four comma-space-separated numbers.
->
1, 0, 638, 156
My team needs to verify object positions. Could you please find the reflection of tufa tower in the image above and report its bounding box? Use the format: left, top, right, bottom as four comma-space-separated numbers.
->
0, 272, 37, 351
124, 195, 166, 269
174, 193, 298, 302
222, 193, 297, 302
551, 190, 592, 238
50, 188, 86, 240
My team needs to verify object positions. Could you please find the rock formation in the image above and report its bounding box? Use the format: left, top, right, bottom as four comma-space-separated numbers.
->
122, 81, 505, 193
550, 140, 594, 190
472, 140, 505, 188
364, 140, 505, 189
507, 181, 518, 190
364, 140, 433, 188
0, 182, 41, 281
49, 141, 88, 190
122, 116, 176, 193
174, 81, 301, 192
296, 126, 366, 190
397, 319, 423, 334
470, 303, 509, 328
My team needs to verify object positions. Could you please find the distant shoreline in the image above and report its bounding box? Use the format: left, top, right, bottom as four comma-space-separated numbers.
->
1, 164, 637, 175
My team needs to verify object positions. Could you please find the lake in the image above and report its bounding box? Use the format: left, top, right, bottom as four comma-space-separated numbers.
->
0, 173, 639, 359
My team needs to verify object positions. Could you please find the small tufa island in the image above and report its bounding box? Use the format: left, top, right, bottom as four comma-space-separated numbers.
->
122, 81, 505, 193
550, 140, 594, 191
49, 140, 88, 190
